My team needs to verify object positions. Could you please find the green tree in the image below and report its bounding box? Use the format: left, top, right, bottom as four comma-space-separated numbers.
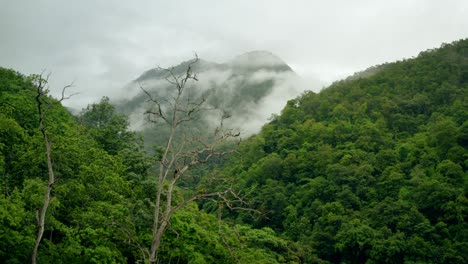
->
79, 96, 136, 155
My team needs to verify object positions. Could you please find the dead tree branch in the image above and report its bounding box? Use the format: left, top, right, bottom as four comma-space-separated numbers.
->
141, 56, 250, 264
31, 73, 76, 264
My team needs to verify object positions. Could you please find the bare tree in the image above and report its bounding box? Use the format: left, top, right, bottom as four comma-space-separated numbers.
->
31, 74, 76, 264
140, 56, 251, 263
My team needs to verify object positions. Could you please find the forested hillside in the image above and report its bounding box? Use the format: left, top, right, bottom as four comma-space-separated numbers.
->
0, 39, 467, 264
221, 39, 468, 263
0, 69, 297, 263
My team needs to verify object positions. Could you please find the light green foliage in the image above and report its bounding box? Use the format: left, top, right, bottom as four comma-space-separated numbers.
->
0, 190, 36, 263
0, 66, 294, 263
79, 96, 136, 155
0, 68, 140, 263
155, 202, 301, 264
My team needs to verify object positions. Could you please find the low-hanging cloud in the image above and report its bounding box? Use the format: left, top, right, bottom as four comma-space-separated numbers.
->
223, 71, 306, 135
120, 53, 308, 137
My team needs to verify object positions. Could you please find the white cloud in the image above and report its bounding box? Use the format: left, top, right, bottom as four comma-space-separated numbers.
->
1, 0, 467, 110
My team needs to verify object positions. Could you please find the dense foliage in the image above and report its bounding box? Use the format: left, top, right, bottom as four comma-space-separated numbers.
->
0, 68, 295, 263
0, 39, 467, 263
222, 39, 468, 263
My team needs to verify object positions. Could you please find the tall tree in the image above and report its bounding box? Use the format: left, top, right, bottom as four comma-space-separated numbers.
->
141, 56, 247, 263
31, 74, 75, 264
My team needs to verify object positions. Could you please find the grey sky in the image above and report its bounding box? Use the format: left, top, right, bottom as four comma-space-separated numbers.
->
1, 0, 467, 109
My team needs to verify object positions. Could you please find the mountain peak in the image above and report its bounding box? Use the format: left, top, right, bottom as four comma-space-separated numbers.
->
229, 50, 291, 71
136, 58, 220, 82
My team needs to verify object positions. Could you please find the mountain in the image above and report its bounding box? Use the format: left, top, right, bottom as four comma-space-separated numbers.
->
115, 51, 307, 147
228, 50, 293, 71
1, 39, 467, 263
220, 39, 468, 263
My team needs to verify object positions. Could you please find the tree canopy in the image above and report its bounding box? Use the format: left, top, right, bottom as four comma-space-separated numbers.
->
220, 39, 468, 263
0, 39, 467, 263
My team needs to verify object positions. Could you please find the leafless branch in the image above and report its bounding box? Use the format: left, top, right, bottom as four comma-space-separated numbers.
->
58, 81, 79, 102
144, 55, 250, 264
32, 73, 76, 264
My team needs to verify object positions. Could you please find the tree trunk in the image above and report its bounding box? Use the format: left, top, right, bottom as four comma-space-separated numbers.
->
32, 84, 56, 264
32, 135, 55, 264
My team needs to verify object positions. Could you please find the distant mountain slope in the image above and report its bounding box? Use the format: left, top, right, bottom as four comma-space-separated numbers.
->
115, 51, 307, 146
221, 39, 468, 263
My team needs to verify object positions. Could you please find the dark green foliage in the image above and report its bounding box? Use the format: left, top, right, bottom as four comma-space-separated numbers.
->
1, 39, 467, 263
222, 39, 468, 263
0, 67, 293, 263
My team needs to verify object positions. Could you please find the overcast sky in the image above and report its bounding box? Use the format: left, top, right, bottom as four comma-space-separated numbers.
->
1, 0, 467, 109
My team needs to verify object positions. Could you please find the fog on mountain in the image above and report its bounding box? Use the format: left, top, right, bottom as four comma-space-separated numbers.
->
115, 51, 308, 147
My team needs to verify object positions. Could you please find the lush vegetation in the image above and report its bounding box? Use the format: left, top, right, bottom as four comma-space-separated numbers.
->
0, 70, 295, 263
0, 39, 467, 263
220, 39, 468, 263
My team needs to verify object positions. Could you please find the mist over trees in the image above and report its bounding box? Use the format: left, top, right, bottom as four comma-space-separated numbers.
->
0, 39, 467, 263
116, 50, 306, 146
